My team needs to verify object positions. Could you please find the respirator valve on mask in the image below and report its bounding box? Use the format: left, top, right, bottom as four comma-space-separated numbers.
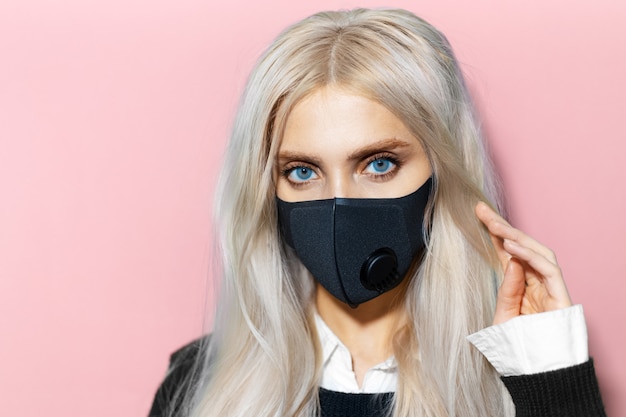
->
360, 247, 399, 293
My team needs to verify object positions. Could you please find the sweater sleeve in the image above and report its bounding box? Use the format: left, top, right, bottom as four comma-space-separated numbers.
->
501, 359, 607, 417
148, 338, 207, 417
467, 306, 607, 415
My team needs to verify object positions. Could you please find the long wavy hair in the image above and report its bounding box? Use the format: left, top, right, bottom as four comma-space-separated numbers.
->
173, 8, 514, 417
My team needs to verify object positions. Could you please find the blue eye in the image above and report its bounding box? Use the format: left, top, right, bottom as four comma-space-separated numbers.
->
366, 158, 395, 175
287, 166, 317, 183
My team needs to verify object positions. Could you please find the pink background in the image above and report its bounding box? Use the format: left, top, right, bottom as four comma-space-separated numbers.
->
1, 0, 624, 416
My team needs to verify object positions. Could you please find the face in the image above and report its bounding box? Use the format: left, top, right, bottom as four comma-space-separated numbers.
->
275, 86, 432, 202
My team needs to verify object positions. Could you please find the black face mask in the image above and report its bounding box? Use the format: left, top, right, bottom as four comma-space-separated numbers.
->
276, 177, 432, 307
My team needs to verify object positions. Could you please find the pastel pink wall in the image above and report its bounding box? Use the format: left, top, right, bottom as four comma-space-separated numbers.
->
1, 1, 624, 416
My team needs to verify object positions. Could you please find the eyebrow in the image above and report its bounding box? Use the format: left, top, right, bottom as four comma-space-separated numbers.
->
346, 137, 412, 161
277, 137, 413, 165
276, 151, 323, 167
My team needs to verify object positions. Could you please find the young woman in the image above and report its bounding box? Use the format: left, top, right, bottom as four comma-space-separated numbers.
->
150, 8, 606, 417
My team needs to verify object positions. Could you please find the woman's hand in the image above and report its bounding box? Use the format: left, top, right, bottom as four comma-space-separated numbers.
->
475, 202, 572, 325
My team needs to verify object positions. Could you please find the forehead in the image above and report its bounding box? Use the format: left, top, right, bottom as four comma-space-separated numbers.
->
279, 86, 417, 156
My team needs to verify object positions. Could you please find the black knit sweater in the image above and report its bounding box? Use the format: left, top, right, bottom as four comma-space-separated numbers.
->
149, 339, 606, 417
318, 388, 393, 417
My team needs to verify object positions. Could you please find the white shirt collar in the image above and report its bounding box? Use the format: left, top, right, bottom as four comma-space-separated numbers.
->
314, 313, 398, 393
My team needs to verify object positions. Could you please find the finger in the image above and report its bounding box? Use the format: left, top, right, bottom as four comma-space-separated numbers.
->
487, 229, 509, 273
475, 201, 511, 228
493, 258, 526, 325
503, 239, 572, 308
502, 239, 559, 278
475, 202, 556, 264
475, 202, 511, 270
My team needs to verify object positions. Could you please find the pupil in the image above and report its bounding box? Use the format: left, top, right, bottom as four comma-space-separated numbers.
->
298, 167, 310, 179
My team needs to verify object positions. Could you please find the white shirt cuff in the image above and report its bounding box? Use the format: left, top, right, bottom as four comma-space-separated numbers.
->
467, 305, 589, 377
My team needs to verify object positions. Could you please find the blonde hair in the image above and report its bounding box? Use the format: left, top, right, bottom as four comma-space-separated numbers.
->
177, 8, 514, 417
